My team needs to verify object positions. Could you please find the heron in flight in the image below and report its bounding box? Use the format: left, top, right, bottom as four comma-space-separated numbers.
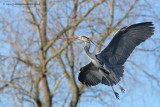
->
70, 22, 154, 99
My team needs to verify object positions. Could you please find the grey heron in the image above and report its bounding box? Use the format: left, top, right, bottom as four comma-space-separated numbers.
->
70, 22, 154, 99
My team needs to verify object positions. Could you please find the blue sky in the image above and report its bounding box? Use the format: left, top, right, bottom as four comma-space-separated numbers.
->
0, 0, 160, 107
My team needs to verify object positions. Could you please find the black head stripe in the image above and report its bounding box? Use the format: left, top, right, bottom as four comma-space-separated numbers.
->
82, 36, 89, 39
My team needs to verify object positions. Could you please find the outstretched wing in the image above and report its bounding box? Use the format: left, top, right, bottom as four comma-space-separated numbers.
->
78, 62, 102, 86
79, 62, 113, 86
100, 22, 155, 65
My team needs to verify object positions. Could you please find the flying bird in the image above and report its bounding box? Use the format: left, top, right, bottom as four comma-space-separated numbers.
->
70, 22, 154, 99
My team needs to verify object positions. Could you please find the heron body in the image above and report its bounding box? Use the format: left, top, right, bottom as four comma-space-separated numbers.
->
70, 22, 155, 99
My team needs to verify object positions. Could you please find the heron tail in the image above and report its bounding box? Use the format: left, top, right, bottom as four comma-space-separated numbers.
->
112, 65, 124, 81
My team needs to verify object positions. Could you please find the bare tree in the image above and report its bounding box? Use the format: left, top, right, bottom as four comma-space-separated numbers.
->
0, 0, 160, 107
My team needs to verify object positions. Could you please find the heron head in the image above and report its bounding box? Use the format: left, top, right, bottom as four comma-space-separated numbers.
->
70, 36, 90, 42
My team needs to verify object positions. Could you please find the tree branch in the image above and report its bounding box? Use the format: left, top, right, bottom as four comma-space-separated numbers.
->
23, 0, 40, 33
113, 0, 138, 29
50, 75, 65, 96
44, 0, 105, 51
45, 43, 68, 64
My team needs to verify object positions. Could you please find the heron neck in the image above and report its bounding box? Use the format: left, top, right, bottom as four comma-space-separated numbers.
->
84, 41, 94, 58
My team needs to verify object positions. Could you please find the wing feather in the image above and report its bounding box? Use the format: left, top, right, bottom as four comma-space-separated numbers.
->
78, 62, 102, 86
100, 22, 155, 65
78, 62, 119, 86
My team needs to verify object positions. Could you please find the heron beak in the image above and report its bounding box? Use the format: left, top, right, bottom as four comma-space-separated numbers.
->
70, 36, 81, 40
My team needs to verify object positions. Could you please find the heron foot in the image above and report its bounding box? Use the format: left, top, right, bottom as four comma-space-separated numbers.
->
119, 86, 125, 94
111, 85, 119, 99
114, 91, 119, 99
118, 84, 125, 94
120, 87, 125, 94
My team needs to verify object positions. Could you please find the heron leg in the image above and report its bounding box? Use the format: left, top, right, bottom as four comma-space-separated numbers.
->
112, 78, 125, 94
111, 86, 119, 99
108, 73, 125, 94
109, 75, 125, 94
106, 77, 119, 99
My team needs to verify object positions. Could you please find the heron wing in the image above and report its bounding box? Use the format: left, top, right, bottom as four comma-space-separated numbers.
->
79, 62, 124, 86
78, 62, 106, 86
100, 22, 154, 65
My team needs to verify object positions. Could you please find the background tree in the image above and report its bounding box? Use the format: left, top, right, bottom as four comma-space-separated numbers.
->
0, 0, 160, 107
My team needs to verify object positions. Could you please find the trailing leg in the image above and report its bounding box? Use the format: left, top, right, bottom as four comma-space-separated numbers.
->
111, 86, 119, 99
